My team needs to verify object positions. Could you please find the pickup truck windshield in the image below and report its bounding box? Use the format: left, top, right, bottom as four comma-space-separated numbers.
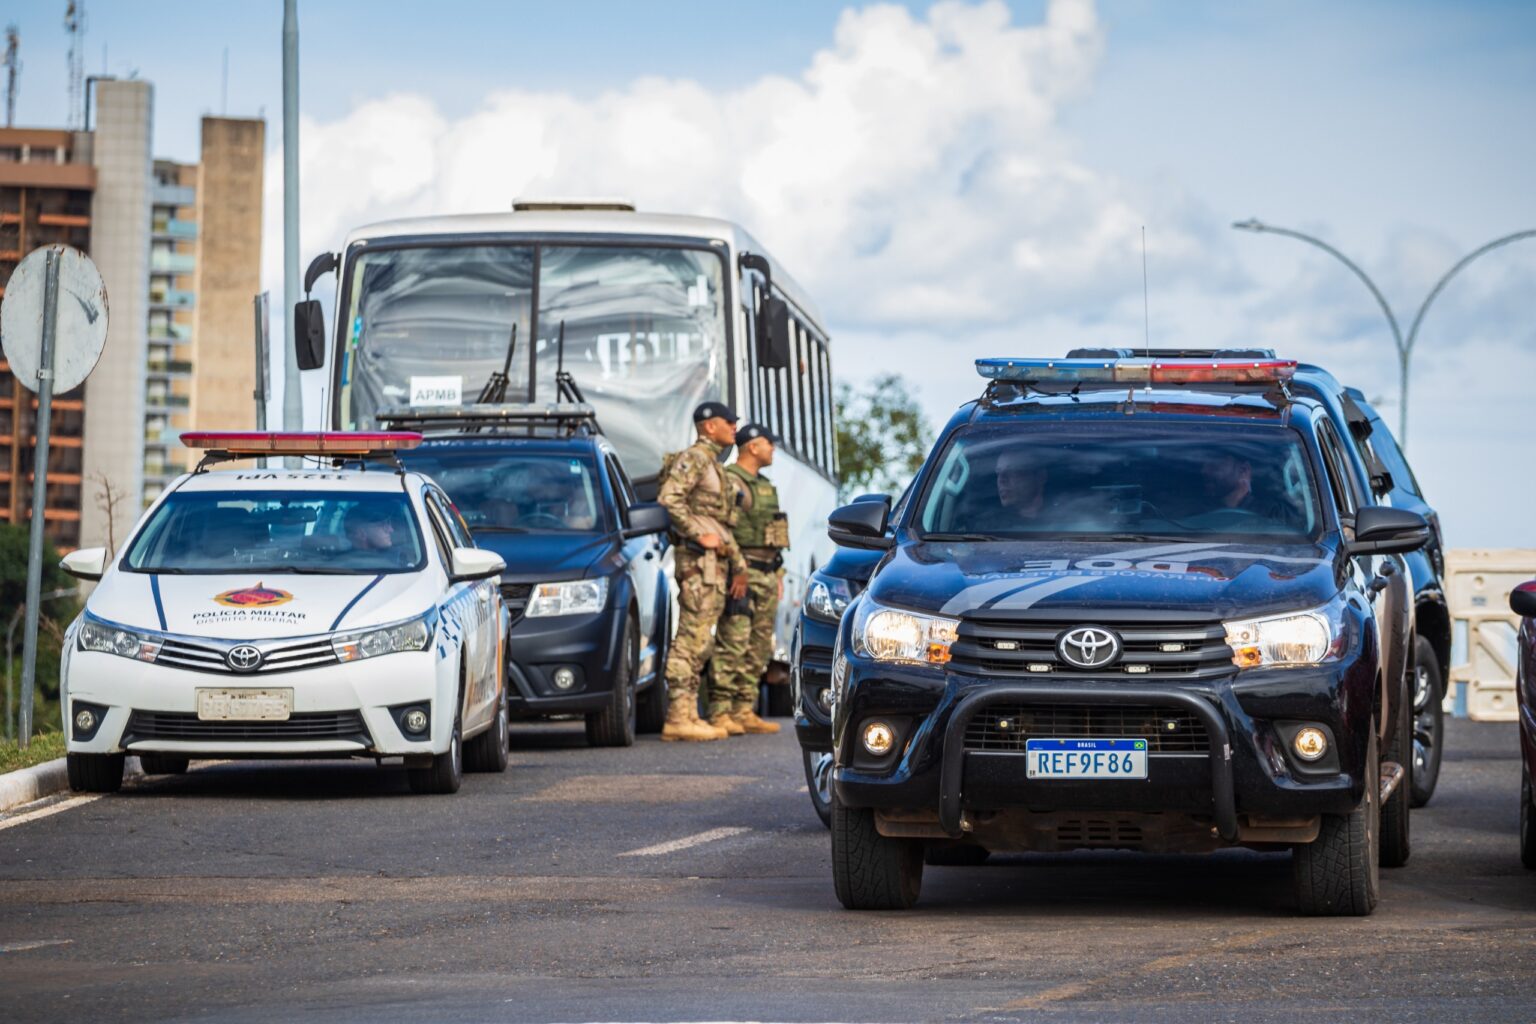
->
124, 491, 427, 574
916, 423, 1323, 541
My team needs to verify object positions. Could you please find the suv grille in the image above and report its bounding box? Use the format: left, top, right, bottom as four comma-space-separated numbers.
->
501, 583, 533, 624
964, 702, 1210, 754
950, 618, 1231, 679
124, 710, 370, 744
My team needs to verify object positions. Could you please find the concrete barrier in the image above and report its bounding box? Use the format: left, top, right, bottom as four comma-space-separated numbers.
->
1444, 548, 1536, 722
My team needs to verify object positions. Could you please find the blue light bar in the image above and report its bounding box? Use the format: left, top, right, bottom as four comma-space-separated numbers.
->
976, 357, 1296, 385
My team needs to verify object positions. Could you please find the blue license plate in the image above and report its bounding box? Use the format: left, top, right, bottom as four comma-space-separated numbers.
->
1026, 738, 1148, 780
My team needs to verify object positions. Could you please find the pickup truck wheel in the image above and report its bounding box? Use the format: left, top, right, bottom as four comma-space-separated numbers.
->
1410, 636, 1445, 807
925, 842, 990, 866
464, 685, 509, 774
1380, 673, 1412, 868
802, 748, 833, 829
408, 709, 462, 795
1293, 727, 1379, 916
586, 617, 638, 748
636, 609, 669, 735
831, 793, 923, 910
138, 753, 189, 776
1521, 771, 1536, 871
66, 752, 124, 793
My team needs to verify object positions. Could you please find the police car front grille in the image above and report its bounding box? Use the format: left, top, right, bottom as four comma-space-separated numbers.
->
964, 703, 1210, 754
950, 618, 1231, 679
124, 710, 370, 744
156, 637, 338, 674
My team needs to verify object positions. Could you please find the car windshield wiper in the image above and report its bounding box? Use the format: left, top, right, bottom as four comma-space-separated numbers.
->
919, 532, 995, 542
472, 526, 529, 534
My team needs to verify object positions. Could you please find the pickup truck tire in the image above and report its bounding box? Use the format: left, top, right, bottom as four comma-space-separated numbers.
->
832, 793, 923, 910
1410, 636, 1444, 808
1380, 674, 1412, 868
1293, 727, 1379, 916
802, 748, 833, 829
137, 753, 189, 776
66, 752, 124, 793
637, 611, 669, 735
586, 617, 638, 748
1521, 771, 1536, 871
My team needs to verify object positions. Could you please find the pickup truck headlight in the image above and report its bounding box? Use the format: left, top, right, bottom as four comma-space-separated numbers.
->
851, 597, 959, 666
526, 577, 608, 618
805, 575, 854, 623
78, 615, 163, 662
333, 610, 436, 662
1224, 597, 1347, 669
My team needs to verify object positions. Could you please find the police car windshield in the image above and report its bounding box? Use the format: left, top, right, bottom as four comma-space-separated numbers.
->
915, 423, 1323, 542
123, 492, 427, 574
398, 452, 604, 533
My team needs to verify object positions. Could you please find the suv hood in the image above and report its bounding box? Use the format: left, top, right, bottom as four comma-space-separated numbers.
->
89, 571, 439, 639
869, 539, 1341, 621
471, 531, 615, 583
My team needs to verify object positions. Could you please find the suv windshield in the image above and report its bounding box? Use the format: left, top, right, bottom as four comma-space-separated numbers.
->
915, 422, 1323, 541
399, 451, 604, 533
124, 491, 426, 574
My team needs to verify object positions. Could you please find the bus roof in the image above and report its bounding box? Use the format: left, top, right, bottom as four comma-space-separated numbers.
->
344, 207, 827, 332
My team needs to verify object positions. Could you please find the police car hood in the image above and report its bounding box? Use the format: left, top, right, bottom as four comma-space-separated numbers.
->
90, 570, 440, 639
870, 538, 1340, 621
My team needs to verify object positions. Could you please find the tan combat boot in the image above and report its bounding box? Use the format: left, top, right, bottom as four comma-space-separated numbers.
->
662, 702, 727, 742
708, 712, 746, 736
688, 706, 731, 739
733, 708, 781, 735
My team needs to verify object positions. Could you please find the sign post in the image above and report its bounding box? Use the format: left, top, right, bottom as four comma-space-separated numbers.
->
0, 244, 108, 747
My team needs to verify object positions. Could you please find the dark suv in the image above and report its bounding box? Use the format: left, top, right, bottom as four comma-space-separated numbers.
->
381, 404, 674, 746
824, 357, 1429, 915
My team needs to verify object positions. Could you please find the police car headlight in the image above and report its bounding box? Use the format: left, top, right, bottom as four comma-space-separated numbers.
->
333, 610, 436, 663
78, 615, 163, 663
805, 575, 853, 624
851, 597, 959, 667
526, 577, 608, 618
1224, 596, 1347, 669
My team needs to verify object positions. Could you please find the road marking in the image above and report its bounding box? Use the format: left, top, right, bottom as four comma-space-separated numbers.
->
0, 939, 73, 953
618, 826, 751, 857
0, 794, 99, 832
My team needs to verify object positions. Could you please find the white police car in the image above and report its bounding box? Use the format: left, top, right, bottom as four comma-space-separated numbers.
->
59, 432, 507, 795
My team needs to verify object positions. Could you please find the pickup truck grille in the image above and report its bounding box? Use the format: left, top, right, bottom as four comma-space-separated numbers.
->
964, 702, 1210, 754
950, 618, 1231, 680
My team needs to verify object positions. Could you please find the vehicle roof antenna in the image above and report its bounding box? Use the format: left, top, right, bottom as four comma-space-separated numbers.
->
1141, 225, 1151, 359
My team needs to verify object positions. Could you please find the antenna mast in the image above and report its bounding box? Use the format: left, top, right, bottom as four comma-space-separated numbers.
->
64, 1, 85, 130
1140, 225, 1151, 356
2, 25, 18, 128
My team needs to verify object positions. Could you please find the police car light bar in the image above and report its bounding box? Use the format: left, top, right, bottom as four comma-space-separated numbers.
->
975, 357, 1297, 385
179, 431, 423, 455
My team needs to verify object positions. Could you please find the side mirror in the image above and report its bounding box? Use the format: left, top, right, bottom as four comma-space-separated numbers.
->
828, 498, 893, 551
1348, 506, 1430, 556
624, 501, 670, 538
1511, 581, 1536, 618
851, 492, 892, 504
449, 547, 506, 581
60, 547, 107, 581
756, 296, 792, 370
294, 299, 327, 371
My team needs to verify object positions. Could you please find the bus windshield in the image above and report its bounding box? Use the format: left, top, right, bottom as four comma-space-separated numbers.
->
337, 243, 728, 479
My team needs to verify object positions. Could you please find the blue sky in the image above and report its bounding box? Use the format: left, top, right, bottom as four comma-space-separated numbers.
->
6, 1, 1535, 545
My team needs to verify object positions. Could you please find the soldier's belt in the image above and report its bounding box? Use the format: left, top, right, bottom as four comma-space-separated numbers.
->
746, 554, 783, 572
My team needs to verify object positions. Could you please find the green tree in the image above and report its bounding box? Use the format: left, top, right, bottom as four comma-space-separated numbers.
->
835, 373, 933, 498
0, 524, 80, 736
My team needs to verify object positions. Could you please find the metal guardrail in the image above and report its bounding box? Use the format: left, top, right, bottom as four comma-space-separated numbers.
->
1443, 548, 1536, 721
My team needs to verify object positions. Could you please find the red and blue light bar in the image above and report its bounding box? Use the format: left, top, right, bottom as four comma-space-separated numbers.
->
180, 431, 423, 455
975, 357, 1297, 385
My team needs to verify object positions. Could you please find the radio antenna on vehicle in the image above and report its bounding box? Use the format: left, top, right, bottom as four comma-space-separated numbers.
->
1141, 225, 1151, 359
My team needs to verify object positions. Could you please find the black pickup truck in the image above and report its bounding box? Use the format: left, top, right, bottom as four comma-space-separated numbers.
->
824, 356, 1428, 916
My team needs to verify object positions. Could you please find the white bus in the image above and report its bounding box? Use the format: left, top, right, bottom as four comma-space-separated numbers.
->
292, 200, 840, 688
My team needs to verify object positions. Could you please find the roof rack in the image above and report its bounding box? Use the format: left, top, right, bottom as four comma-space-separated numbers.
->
376, 402, 600, 439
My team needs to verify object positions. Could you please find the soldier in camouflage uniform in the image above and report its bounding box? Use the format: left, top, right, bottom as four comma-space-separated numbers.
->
710, 423, 787, 735
656, 401, 750, 742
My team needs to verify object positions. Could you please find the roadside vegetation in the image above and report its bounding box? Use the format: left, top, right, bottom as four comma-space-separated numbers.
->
0, 731, 67, 773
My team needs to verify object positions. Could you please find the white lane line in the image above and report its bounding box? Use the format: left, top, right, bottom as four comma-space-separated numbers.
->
0, 794, 99, 832
0, 939, 74, 953
618, 826, 751, 857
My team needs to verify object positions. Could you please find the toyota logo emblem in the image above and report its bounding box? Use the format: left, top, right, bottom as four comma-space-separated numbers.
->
1056, 626, 1122, 670
226, 645, 264, 672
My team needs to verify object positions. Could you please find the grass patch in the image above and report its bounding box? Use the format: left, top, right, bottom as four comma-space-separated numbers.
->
0, 731, 67, 774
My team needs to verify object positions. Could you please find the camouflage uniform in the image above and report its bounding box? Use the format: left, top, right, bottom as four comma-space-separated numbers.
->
710, 464, 788, 717
658, 438, 747, 711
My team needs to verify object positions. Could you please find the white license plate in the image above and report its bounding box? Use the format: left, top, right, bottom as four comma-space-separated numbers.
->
1026, 738, 1148, 780
195, 688, 294, 721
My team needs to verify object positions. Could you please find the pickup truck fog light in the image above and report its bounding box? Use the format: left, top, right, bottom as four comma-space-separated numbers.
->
402, 708, 429, 735
862, 720, 896, 756
817, 687, 833, 711
1293, 726, 1329, 761
552, 667, 577, 690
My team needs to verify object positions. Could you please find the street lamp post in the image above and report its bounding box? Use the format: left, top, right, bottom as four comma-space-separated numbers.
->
1232, 219, 1535, 447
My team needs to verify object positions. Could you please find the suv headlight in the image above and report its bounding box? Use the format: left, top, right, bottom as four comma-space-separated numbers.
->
526, 577, 608, 618
805, 574, 854, 624
1224, 596, 1348, 669
851, 597, 959, 666
333, 610, 437, 662
78, 615, 164, 662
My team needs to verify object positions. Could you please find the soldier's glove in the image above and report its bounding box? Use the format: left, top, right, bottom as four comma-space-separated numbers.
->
725, 585, 753, 618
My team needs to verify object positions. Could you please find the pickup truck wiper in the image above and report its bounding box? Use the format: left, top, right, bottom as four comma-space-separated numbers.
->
919, 532, 995, 542
472, 525, 529, 534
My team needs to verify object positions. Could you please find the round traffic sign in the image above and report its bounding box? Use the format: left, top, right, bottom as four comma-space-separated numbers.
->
1, 244, 109, 395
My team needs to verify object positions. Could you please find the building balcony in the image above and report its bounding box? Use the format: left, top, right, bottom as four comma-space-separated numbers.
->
144, 393, 190, 412
145, 359, 194, 379
151, 218, 197, 241
149, 288, 195, 311
148, 321, 192, 342
152, 183, 197, 208
150, 251, 197, 274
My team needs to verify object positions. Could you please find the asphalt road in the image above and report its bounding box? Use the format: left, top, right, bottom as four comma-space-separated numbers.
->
1, 717, 1532, 1023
